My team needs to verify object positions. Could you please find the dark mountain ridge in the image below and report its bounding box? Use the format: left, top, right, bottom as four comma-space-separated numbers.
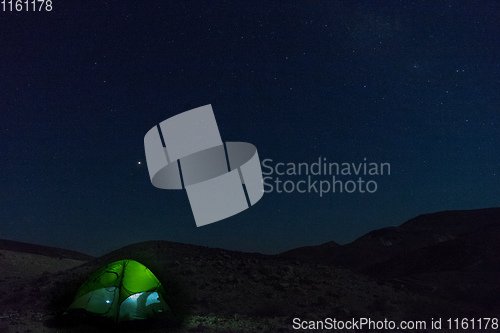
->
1, 208, 499, 332
280, 207, 500, 314
280, 207, 500, 272
0, 239, 94, 261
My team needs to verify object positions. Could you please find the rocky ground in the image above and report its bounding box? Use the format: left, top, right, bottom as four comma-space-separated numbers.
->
0, 238, 497, 333
1, 209, 499, 332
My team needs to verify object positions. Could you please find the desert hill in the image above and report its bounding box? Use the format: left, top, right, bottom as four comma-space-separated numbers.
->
0, 208, 499, 332
280, 207, 500, 271
0, 239, 94, 261
280, 207, 500, 316
0, 239, 93, 280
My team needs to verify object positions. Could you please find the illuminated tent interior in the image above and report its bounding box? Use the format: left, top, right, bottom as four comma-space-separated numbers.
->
68, 259, 173, 323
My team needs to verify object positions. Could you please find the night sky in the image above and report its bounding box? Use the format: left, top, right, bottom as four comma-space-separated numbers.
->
1, 1, 499, 256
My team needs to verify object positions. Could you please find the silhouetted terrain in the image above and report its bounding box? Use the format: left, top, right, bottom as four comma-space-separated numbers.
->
281, 207, 500, 315
0, 239, 94, 261
0, 208, 498, 332
281, 208, 500, 269
0, 240, 93, 281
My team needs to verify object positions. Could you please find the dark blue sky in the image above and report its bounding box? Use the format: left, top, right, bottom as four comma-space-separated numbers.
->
1, 1, 499, 256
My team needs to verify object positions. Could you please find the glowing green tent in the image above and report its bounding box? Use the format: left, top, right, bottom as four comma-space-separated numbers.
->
69, 259, 172, 322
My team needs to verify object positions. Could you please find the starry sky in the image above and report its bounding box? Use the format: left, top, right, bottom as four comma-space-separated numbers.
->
1, 1, 499, 256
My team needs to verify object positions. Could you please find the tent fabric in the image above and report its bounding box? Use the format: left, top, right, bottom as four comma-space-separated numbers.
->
69, 259, 171, 322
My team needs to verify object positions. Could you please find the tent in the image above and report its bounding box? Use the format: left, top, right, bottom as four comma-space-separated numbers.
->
68, 259, 173, 323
